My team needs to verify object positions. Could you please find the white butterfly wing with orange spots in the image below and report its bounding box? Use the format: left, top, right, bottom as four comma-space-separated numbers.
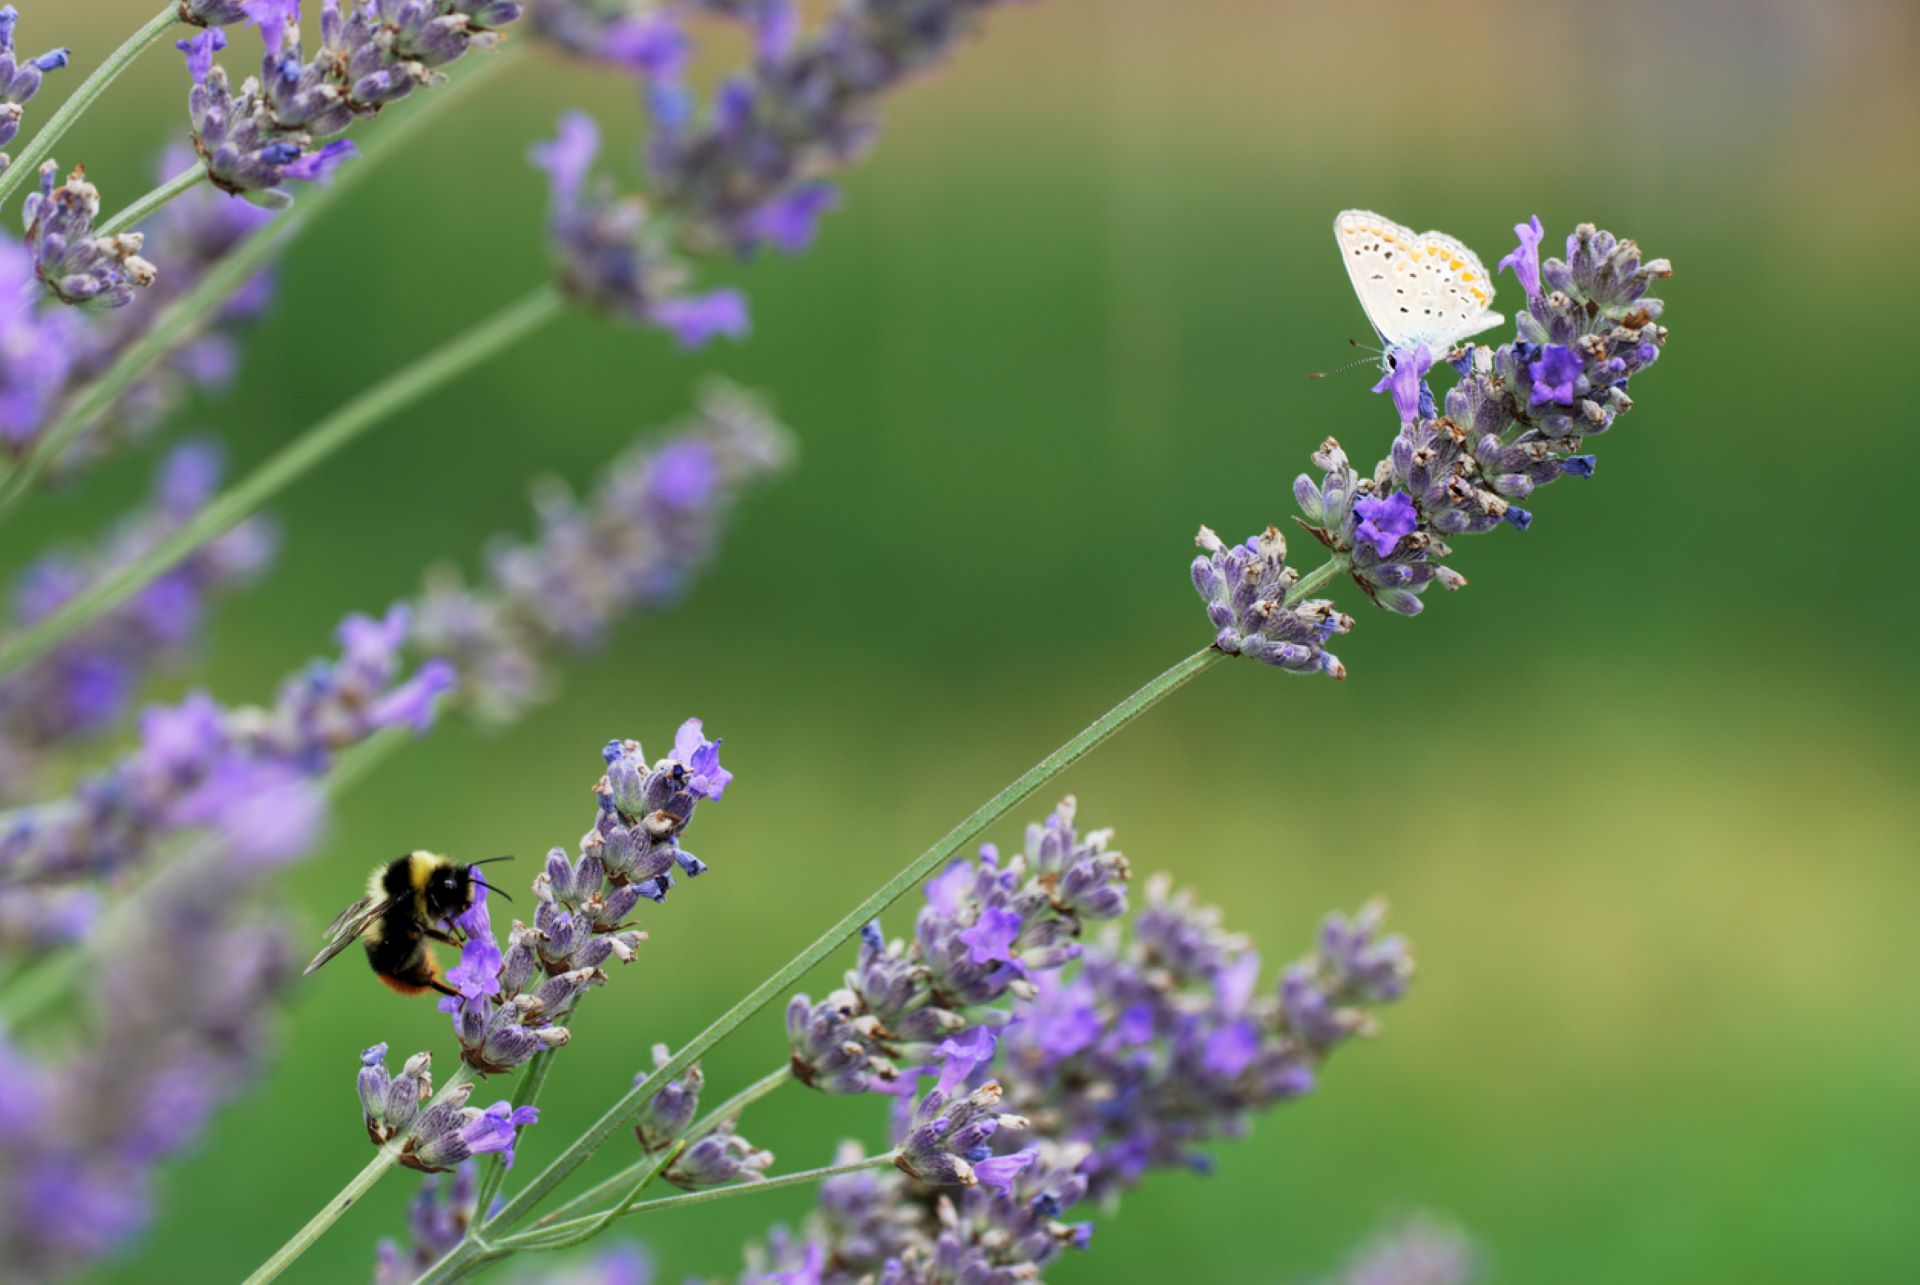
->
1333, 210, 1503, 352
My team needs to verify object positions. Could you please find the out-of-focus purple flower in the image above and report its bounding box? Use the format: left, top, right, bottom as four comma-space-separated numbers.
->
1527, 343, 1583, 406
1497, 214, 1545, 302
373, 1165, 481, 1285
1353, 490, 1418, 558
532, 114, 749, 349
1370, 343, 1431, 425
180, 0, 254, 25
22, 165, 156, 310
0, 441, 277, 803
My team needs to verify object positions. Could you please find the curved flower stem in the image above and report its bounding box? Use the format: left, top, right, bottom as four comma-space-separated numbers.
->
468, 1044, 560, 1223
242, 1064, 477, 1285
403, 643, 1228, 1285
0, 4, 181, 208
1285, 552, 1349, 605
95, 163, 208, 238
527, 1064, 792, 1231
0, 42, 526, 512
0, 283, 566, 682
496, 1151, 901, 1256
500, 1140, 685, 1257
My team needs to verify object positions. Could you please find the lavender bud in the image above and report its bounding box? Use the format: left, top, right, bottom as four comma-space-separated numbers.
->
665, 1124, 772, 1190
633, 1044, 703, 1151
22, 164, 156, 310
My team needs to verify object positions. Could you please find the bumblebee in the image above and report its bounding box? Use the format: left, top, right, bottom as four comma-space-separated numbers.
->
304, 852, 512, 996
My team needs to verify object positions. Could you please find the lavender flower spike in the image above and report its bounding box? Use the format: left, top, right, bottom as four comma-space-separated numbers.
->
1191, 522, 1350, 677
439, 728, 731, 1071
788, 798, 1124, 1095
373, 1166, 482, 1285
532, 112, 747, 348
0, 7, 67, 160
22, 164, 156, 309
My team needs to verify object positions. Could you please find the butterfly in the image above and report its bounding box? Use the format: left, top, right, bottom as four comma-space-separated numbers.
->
1333, 210, 1503, 353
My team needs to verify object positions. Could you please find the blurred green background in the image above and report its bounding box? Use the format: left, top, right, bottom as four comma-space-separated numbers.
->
14, 0, 1919, 1281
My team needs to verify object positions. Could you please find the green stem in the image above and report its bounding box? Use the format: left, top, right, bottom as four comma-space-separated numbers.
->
504, 1140, 685, 1256
469, 1044, 560, 1221
95, 163, 208, 238
0, 42, 524, 512
498, 1152, 900, 1254
1284, 553, 1349, 605
0, 284, 565, 682
0, 5, 181, 208
446, 644, 1225, 1264
527, 1064, 792, 1231
242, 1064, 476, 1285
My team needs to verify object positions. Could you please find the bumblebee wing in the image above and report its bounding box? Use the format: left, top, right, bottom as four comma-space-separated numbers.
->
304, 898, 392, 975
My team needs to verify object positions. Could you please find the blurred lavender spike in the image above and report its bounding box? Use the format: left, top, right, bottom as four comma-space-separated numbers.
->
0, 440, 277, 804
0, 386, 789, 943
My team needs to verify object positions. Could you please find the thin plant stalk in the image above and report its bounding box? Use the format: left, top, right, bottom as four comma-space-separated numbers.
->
0, 4, 181, 207
468, 1044, 560, 1221
242, 1064, 477, 1285
530, 1065, 792, 1230
96, 163, 208, 238
502, 1139, 686, 1257
0, 283, 566, 681
0, 43, 527, 510
497, 1152, 901, 1255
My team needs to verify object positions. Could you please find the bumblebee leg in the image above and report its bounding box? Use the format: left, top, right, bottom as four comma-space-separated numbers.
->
429, 978, 460, 998
424, 927, 462, 946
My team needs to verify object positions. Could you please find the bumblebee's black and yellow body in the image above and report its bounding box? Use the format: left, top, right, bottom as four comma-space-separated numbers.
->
305, 851, 509, 997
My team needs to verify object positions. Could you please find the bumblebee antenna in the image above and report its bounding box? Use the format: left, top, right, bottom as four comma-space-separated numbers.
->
1308, 339, 1378, 380
472, 878, 514, 902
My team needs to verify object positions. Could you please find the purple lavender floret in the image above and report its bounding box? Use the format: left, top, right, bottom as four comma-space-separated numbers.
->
1191, 521, 1351, 678
438, 726, 728, 1072
788, 797, 1127, 1095
359, 1040, 540, 1172
1371, 343, 1431, 425
532, 112, 747, 347
634, 1043, 703, 1152
22, 164, 157, 310
0, 441, 277, 802
1496, 214, 1544, 303
182, 0, 524, 207
0, 7, 67, 158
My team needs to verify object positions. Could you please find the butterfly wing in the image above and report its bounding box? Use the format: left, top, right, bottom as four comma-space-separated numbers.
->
1333, 210, 1502, 351
304, 895, 391, 975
